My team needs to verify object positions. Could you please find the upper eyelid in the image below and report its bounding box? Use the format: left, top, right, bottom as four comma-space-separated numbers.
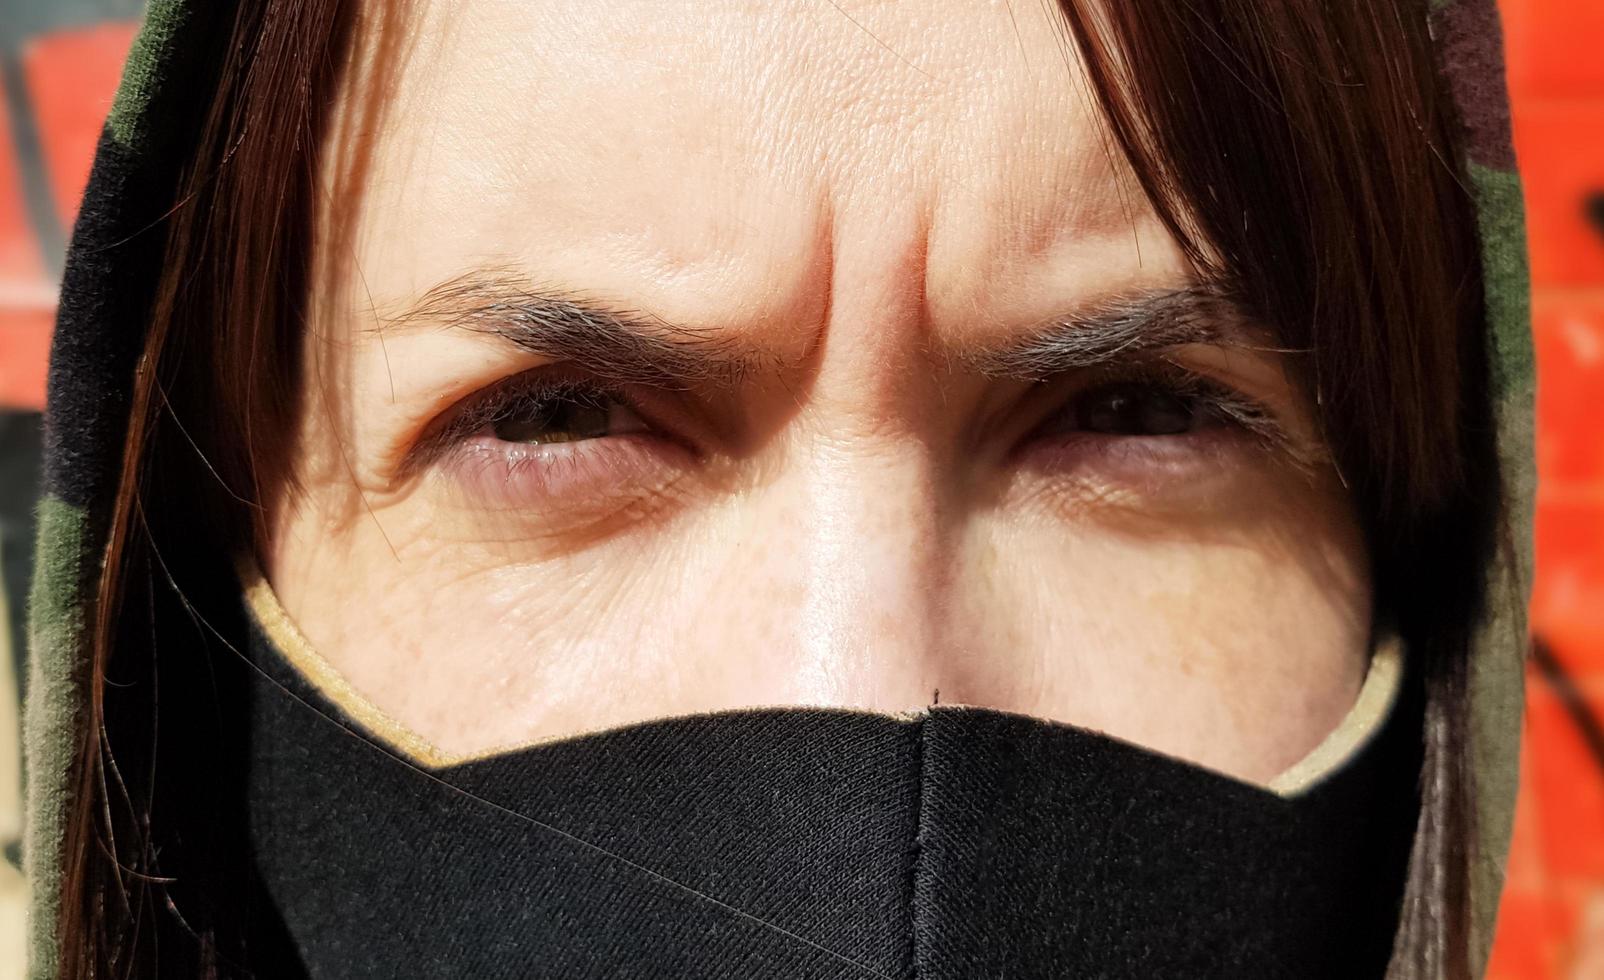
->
1134, 359, 1325, 469
1032, 356, 1326, 467
402, 370, 635, 476
459, 373, 614, 423
1041, 350, 1272, 412
437, 357, 1275, 437
408, 349, 1314, 471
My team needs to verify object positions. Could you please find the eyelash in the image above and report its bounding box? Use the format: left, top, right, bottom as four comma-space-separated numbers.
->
460, 375, 627, 432
1039, 359, 1286, 444
420, 359, 1299, 501
420, 370, 653, 460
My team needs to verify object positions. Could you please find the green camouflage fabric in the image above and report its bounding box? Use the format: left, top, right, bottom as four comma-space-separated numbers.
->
1428, 0, 1536, 971
22, 0, 1535, 976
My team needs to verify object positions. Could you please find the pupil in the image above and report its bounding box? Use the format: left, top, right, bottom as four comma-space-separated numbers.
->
1078, 384, 1195, 435
492, 393, 612, 444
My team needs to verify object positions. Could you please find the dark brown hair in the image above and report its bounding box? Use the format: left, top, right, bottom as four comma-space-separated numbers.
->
57, 0, 1502, 976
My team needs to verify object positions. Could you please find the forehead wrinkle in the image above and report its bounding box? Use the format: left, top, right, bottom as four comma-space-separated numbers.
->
337, 0, 1182, 381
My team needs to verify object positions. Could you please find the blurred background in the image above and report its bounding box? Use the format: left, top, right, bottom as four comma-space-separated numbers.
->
0, 0, 1599, 975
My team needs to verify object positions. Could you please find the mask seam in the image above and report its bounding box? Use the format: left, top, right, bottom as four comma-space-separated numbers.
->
907, 712, 927, 980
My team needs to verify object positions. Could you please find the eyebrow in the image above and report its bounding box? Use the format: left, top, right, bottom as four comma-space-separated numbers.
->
952, 284, 1289, 382
380, 269, 1283, 387
379, 268, 769, 388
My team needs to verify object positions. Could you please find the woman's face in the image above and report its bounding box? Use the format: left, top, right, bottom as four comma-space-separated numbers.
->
266, 0, 1371, 783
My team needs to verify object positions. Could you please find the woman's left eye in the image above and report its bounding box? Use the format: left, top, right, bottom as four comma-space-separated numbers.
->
486, 389, 648, 445
1047, 381, 1217, 437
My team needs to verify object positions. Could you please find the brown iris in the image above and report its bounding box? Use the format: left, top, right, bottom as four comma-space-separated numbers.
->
492, 391, 615, 444
1072, 383, 1199, 436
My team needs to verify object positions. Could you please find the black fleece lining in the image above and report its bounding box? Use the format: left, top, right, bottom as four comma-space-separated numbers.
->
41, 2, 232, 513
242, 610, 1422, 979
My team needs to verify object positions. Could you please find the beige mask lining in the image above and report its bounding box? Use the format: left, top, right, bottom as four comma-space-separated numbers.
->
238, 556, 1403, 797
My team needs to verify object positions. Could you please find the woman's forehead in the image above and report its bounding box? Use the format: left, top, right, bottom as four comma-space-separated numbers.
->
323, 0, 1187, 348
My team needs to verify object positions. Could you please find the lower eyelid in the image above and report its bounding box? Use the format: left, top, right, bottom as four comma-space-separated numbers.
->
441, 432, 691, 512
1010, 427, 1269, 515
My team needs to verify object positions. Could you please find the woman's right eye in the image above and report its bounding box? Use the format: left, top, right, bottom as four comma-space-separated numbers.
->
432, 378, 686, 514
487, 389, 648, 445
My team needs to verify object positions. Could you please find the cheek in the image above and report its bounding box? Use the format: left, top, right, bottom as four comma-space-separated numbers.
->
961, 467, 1372, 782
265, 441, 1372, 785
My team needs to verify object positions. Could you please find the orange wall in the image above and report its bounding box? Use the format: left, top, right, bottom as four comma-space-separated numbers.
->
0, 21, 135, 409
1489, 0, 1604, 975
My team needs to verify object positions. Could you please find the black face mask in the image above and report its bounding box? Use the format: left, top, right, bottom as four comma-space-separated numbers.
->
238, 584, 1423, 980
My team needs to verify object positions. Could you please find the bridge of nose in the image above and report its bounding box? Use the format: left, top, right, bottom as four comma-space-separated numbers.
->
737, 198, 972, 699
730, 436, 955, 710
